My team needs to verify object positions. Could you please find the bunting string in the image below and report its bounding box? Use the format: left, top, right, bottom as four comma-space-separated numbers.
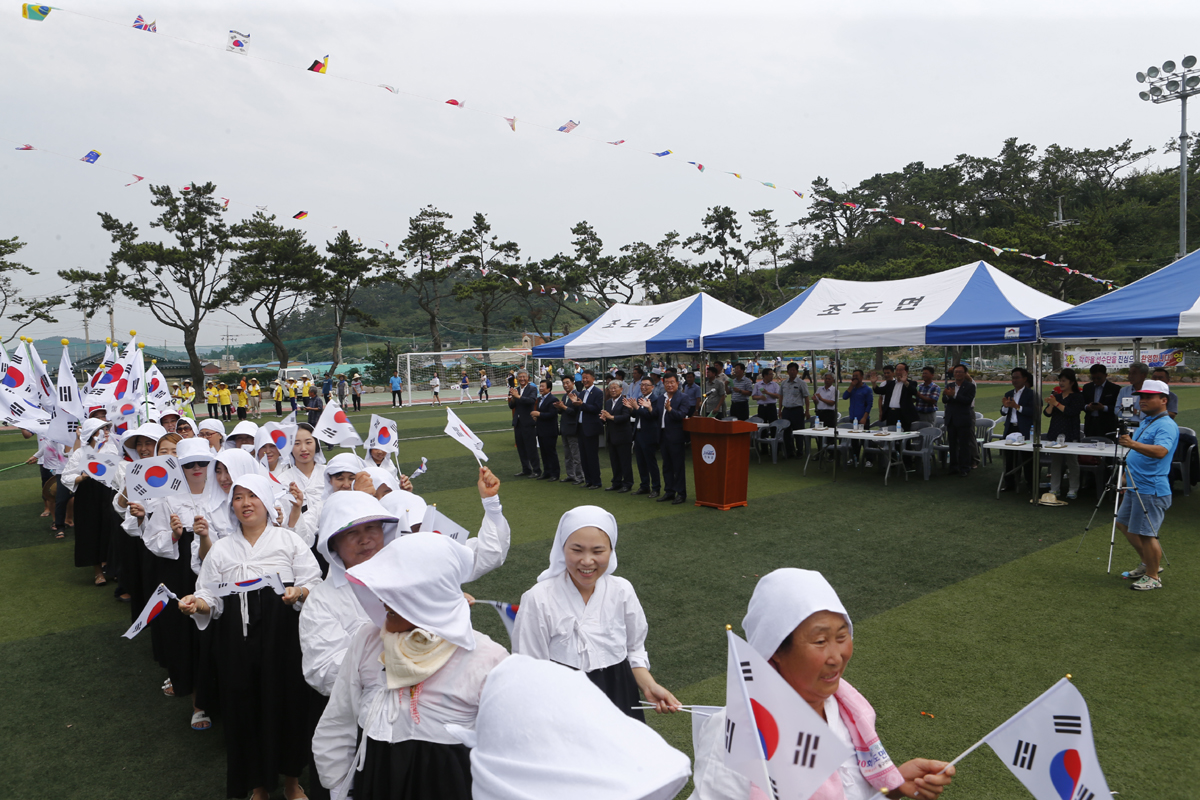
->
812, 197, 1121, 290
13, 5, 1105, 297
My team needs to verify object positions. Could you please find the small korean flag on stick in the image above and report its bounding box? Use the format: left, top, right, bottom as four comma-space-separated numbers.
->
366, 414, 398, 454
444, 407, 488, 463
83, 452, 123, 489
420, 505, 471, 543
723, 628, 853, 800
476, 600, 519, 639
315, 399, 363, 447
125, 455, 186, 499
123, 584, 178, 639
950, 677, 1110, 800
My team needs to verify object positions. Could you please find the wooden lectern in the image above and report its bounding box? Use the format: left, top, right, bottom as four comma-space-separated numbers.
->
684, 417, 756, 510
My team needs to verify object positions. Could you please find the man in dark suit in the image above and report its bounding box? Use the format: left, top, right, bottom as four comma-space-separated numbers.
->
531, 379, 560, 481
658, 372, 693, 504
1000, 367, 1037, 491
1083, 364, 1121, 439
626, 377, 662, 498
873, 362, 919, 430
507, 368, 540, 477
600, 379, 634, 492
570, 368, 605, 489
554, 376, 582, 484
942, 363, 977, 477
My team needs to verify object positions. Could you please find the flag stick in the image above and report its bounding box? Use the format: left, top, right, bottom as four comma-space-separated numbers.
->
934, 675, 1074, 775
0, 463, 30, 473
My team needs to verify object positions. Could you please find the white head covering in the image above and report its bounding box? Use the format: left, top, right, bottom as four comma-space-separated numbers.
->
321, 452, 366, 501
122, 422, 167, 462
449, 654, 691, 800
363, 466, 399, 496
210, 449, 266, 518
227, 473, 278, 532
742, 568, 853, 660
174, 416, 198, 437
199, 418, 226, 452
346, 532, 476, 650
317, 491, 399, 587
254, 421, 295, 463
224, 420, 259, 448
80, 418, 111, 446
176, 437, 215, 496
536, 505, 618, 583
177, 438, 211, 463
379, 488, 427, 532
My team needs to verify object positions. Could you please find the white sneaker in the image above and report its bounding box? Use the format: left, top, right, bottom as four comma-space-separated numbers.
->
864, 461, 872, 468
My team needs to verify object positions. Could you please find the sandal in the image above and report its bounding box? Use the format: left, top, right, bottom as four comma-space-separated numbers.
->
190, 710, 212, 731
94, 575, 107, 587
54, 530, 65, 540
162, 679, 175, 697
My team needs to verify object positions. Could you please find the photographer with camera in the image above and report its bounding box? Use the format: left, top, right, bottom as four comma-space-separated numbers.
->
1115, 362, 1149, 423
1115, 379, 1179, 592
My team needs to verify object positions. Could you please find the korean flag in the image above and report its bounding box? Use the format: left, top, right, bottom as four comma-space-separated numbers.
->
126, 455, 186, 500
984, 678, 1111, 800
723, 629, 851, 800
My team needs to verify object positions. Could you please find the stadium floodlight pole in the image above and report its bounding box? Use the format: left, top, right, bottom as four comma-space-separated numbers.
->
1137, 55, 1200, 260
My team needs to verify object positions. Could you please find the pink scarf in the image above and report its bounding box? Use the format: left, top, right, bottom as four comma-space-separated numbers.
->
811, 680, 905, 799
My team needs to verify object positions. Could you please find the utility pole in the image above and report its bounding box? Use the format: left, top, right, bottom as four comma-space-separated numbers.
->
83, 315, 91, 357
108, 306, 115, 342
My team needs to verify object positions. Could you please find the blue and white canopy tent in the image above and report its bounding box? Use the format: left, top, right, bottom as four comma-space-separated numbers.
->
1039, 249, 1200, 343
704, 262, 1072, 351
530, 292, 755, 359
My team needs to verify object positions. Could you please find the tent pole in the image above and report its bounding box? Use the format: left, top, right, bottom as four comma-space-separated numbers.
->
1031, 341, 1044, 504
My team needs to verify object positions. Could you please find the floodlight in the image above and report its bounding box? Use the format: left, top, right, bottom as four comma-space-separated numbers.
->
1163, 60, 1176, 73
1151, 85, 1163, 96
1148, 66, 1160, 78
1167, 80, 1181, 92
1139, 91, 1151, 101
1183, 55, 1197, 69
1137, 71, 1147, 83
1187, 75, 1200, 89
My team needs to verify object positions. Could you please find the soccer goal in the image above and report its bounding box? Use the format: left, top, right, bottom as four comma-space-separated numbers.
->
397, 350, 531, 407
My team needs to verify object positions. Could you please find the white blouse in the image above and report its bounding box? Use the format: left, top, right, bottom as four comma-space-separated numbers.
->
313, 624, 508, 791
512, 572, 650, 673
142, 492, 208, 560
300, 495, 511, 697
191, 525, 322, 634
688, 698, 876, 800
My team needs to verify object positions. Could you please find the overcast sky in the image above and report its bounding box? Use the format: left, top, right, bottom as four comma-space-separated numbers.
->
4, 0, 1198, 348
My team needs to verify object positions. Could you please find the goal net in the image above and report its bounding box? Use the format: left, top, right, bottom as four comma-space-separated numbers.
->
398, 350, 531, 407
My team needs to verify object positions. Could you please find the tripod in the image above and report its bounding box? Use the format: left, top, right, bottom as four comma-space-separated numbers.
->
1077, 432, 1169, 574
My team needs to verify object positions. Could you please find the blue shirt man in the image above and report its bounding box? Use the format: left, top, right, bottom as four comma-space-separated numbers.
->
841, 371, 875, 424
389, 374, 403, 391
1125, 410, 1179, 496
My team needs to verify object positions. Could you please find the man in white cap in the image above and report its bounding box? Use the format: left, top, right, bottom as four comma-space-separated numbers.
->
1116, 378, 1179, 591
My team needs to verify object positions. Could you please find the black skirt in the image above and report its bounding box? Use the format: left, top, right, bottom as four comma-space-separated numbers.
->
149, 529, 199, 696
73, 480, 116, 568
355, 738, 472, 800
587, 659, 645, 722
214, 587, 311, 798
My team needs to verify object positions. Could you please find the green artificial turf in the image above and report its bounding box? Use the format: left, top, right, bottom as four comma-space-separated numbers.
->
1, 388, 1197, 799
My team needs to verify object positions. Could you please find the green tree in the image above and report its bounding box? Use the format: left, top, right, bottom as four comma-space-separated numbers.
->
58, 182, 232, 387
396, 206, 461, 353
685, 205, 749, 305
622, 231, 701, 304
747, 209, 787, 310
0, 236, 62, 344
453, 213, 519, 351
212, 212, 323, 369
321, 231, 379, 375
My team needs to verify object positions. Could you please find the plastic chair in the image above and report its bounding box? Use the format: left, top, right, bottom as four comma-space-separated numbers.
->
911, 421, 932, 431
903, 427, 943, 480
1170, 426, 1195, 496
1079, 436, 1114, 498
974, 418, 996, 465
764, 419, 791, 464
816, 422, 855, 468
748, 416, 765, 463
